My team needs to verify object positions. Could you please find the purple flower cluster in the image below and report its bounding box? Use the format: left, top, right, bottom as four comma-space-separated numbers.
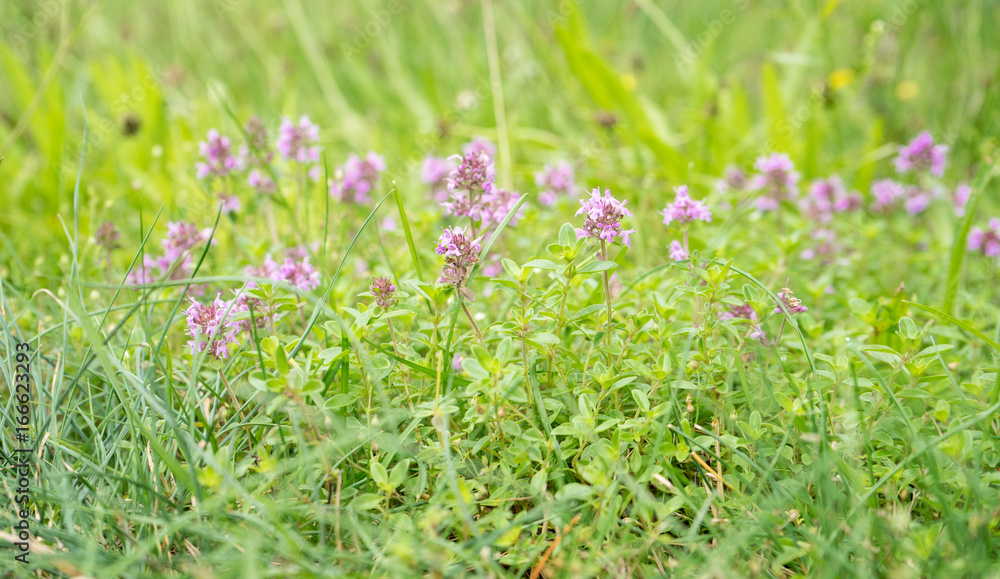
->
128, 222, 215, 291
331, 152, 386, 203
720, 302, 757, 321
446, 151, 495, 197
869, 179, 933, 216
196, 129, 244, 179
800, 176, 862, 221
750, 153, 799, 211
422, 156, 457, 203
435, 226, 483, 287
716, 165, 748, 192
952, 183, 972, 217
246, 252, 320, 291
95, 221, 122, 253
535, 162, 576, 206
370, 276, 397, 309
463, 137, 496, 160
185, 294, 240, 359
968, 218, 1000, 257
799, 228, 844, 263
277, 115, 321, 164
668, 240, 688, 262
662, 185, 712, 226
575, 188, 636, 248
894, 132, 947, 177
774, 286, 808, 314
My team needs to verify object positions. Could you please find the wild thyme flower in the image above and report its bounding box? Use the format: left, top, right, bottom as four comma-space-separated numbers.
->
475, 187, 523, 228
422, 155, 457, 203
904, 189, 932, 216
462, 137, 496, 160
94, 221, 122, 253
240, 115, 274, 165
748, 323, 767, 343
774, 286, 808, 314
953, 183, 972, 216
662, 185, 712, 226
276, 115, 321, 164
277, 257, 320, 291
799, 228, 843, 263
435, 226, 483, 286
229, 289, 274, 333
575, 188, 636, 248
870, 179, 906, 212
716, 165, 747, 192
750, 153, 799, 211
800, 176, 861, 221
535, 162, 576, 206
668, 240, 688, 262
218, 193, 241, 214
370, 276, 397, 309
894, 132, 947, 176
248, 169, 276, 193
968, 218, 1000, 257
331, 152, 386, 203
446, 151, 495, 196
720, 302, 757, 321
196, 129, 243, 179
163, 222, 214, 261
185, 293, 240, 359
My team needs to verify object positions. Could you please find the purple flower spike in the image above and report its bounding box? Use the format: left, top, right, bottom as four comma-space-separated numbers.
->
462, 137, 496, 160
435, 226, 483, 287
774, 286, 808, 314
370, 276, 398, 309
196, 129, 243, 179
276, 115, 321, 165
446, 151, 495, 195
185, 293, 240, 359
535, 162, 576, 206
575, 188, 636, 248
750, 153, 799, 211
668, 240, 688, 262
894, 132, 947, 176
968, 218, 1000, 257
662, 185, 712, 226
331, 151, 386, 203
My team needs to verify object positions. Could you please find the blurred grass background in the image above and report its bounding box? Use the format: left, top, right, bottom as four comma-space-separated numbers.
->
2, 0, 998, 262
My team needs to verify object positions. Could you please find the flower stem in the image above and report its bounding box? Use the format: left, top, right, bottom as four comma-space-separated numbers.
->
460, 298, 486, 347
600, 240, 613, 346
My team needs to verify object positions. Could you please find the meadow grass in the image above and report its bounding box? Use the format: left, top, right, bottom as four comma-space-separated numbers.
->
1, 1, 1000, 577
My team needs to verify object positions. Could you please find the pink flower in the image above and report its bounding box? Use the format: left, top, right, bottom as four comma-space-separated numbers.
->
277, 257, 320, 291
435, 226, 483, 286
422, 156, 457, 203
238, 115, 275, 167
229, 288, 276, 333
446, 151, 495, 196
370, 276, 397, 309
750, 153, 799, 211
462, 137, 496, 160
748, 323, 767, 343
895, 132, 947, 176
185, 294, 240, 358
276, 115, 321, 164
535, 162, 576, 206
195, 129, 243, 179
662, 185, 711, 226
248, 169, 276, 193
575, 188, 636, 248
774, 286, 808, 314
720, 302, 757, 321
218, 193, 241, 214
715, 165, 747, 192
968, 218, 1000, 257
801, 176, 860, 221
904, 191, 932, 216
330, 151, 386, 203
163, 222, 214, 262
870, 179, 906, 212
953, 183, 971, 216
668, 240, 688, 262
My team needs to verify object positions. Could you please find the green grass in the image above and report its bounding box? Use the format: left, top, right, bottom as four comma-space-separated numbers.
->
2, 0, 1000, 577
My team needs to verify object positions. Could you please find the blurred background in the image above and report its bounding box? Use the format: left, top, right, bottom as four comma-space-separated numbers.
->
1, 0, 998, 269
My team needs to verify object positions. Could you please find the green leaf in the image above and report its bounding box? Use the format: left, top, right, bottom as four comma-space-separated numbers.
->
577, 260, 618, 274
